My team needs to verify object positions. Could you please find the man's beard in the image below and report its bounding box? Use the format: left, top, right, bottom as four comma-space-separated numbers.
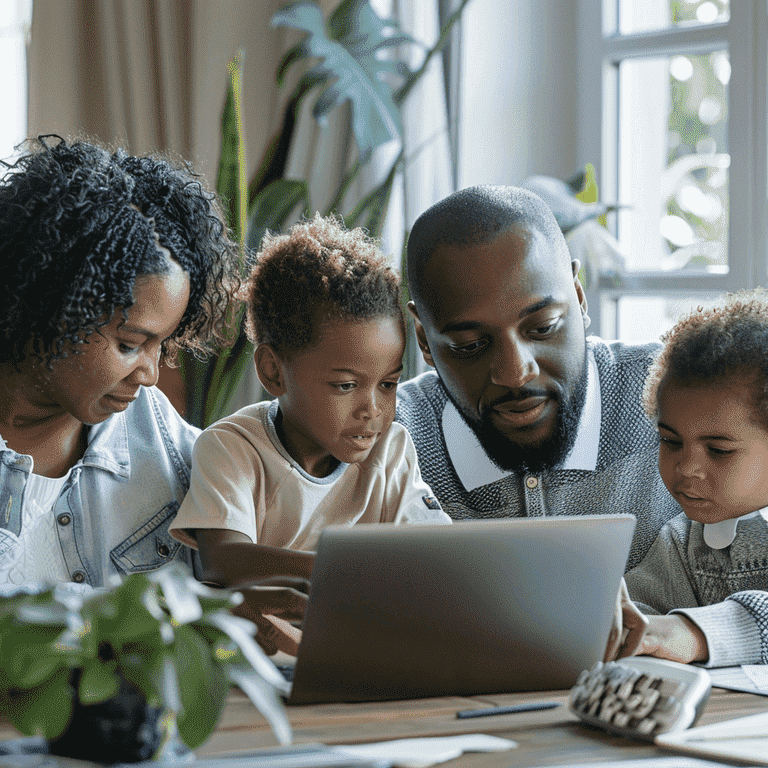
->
447, 355, 589, 474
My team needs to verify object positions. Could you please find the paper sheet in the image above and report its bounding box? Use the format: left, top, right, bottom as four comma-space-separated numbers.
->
536, 759, 737, 768
655, 710, 768, 766
334, 734, 517, 768
706, 665, 768, 695
742, 664, 768, 690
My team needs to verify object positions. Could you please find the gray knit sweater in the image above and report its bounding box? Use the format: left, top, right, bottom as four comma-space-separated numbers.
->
626, 513, 768, 667
396, 338, 679, 571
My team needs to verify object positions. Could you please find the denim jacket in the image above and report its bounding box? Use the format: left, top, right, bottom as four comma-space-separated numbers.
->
0, 387, 200, 587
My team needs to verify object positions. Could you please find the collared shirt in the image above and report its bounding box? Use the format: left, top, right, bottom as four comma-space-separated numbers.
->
0, 386, 199, 587
396, 337, 679, 571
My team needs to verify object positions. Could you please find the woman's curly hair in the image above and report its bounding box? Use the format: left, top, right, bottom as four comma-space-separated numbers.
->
244, 213, 403, 355
0, 135, 242, 367
642, 288, 768, 427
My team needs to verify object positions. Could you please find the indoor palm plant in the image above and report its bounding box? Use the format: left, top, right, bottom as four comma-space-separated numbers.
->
178, 0, 472, 428
0, 564, 291, 762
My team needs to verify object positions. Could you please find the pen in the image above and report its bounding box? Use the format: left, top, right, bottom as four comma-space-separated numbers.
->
456, 702, 561, 719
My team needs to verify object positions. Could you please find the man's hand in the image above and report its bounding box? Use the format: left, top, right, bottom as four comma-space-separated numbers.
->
604, 579, 648, 661
632, 614, 708, 664
232, 577, 310, 656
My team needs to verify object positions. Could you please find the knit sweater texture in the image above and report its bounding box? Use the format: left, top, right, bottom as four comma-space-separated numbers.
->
626, 512, 768, 666
395, 338, 679, 571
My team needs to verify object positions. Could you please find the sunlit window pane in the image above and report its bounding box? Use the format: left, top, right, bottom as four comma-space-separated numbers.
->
617, 51, 729, 273
617, 0, 729, 35
606, 295, 725, 342
0, 0, 33, 163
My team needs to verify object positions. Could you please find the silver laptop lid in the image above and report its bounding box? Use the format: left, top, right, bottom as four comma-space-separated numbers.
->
289, 514, 635, 704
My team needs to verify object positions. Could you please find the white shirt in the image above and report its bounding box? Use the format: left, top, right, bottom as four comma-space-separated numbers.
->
0, 467, 72, 590
170, 400, 451, 551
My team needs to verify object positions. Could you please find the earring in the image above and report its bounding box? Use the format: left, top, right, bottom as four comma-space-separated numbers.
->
582, 312, 591, 330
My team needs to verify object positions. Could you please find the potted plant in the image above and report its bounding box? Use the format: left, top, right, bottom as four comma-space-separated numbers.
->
0, 564, 291, 763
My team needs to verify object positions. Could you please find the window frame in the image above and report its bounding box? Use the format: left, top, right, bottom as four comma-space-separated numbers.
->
577, 0, 768, 339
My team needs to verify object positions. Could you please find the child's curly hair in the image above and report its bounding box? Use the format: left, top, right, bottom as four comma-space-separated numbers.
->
642, 288, 768, 427
0, 135, 241, 367
244, 213, 403, 355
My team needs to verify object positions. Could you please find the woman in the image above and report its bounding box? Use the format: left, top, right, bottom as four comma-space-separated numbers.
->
0, 136, 306, 652
0, 136, 242, 588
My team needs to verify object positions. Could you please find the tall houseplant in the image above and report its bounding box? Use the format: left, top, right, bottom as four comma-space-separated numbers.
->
179, 0, 472, 428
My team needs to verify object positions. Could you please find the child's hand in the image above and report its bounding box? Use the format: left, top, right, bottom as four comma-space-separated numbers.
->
233, 578, 310, 656
604, 578, 649, 661
630, 615, 709, 664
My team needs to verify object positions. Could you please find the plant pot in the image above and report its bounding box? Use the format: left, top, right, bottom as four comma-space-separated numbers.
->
48, 670, 165, 764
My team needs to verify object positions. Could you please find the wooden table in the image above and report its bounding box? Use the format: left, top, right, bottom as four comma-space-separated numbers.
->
0, 683, 765, 765
194, 684, 768, 766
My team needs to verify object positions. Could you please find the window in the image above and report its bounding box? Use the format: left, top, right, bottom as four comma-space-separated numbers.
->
0, 0, 33, 162
577, 0, 767, 341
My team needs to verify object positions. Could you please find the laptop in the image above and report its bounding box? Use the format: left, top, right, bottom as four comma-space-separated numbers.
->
286, 514, 635, 705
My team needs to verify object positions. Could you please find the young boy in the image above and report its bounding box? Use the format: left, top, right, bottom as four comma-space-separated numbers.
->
622, 289, 768, 667
170, 215, 450, 648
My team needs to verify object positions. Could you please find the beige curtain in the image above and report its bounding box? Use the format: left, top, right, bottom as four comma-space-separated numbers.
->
28, 0, 291, 188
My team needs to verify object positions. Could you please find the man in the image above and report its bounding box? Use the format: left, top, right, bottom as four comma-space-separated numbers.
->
396, 185, 679, 571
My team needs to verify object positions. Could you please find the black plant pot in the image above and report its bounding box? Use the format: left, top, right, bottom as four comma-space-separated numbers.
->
49, 670, 164, 764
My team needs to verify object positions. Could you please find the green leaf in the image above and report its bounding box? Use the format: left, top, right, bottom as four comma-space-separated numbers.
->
342, 150, 401, 236
7, 667, 73, 740
6, 649, 69, 689
217, 50, 248, 243
77, 659, 120, 705
173, 625, 229, 749
246, 179, 309, 251
272, 0, 415, 156
80, 577, 164, 653
118, 643, 166, 706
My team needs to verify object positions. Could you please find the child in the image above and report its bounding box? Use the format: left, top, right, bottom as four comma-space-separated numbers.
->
623, 289, 768, 667
169, 214, 450, 644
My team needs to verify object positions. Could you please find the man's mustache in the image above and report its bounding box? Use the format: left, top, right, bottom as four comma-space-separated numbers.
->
483, 388, 560, 414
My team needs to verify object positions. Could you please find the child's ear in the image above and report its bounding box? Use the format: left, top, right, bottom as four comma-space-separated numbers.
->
255, 344, 286, 397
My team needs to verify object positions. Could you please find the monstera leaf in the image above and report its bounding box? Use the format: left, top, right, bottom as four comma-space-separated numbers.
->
273, 0, 417, 157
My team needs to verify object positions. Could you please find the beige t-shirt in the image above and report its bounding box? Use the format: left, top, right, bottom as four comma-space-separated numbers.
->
169, 400, 450, 551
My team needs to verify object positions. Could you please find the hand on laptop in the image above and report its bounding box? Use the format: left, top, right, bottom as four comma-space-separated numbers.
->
603, 578, 648, 661
233, 577, 309, 656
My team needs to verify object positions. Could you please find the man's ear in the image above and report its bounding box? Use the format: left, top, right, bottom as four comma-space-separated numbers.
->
255, 344, 286, 397
407, 301, 435, 368
571, 259, 591, 329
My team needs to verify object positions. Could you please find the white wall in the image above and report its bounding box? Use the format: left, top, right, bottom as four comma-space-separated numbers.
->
458, 0, 579, 188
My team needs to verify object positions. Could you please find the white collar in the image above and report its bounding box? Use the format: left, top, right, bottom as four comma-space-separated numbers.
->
442, 349, 601, 492
703, 508, 768, 549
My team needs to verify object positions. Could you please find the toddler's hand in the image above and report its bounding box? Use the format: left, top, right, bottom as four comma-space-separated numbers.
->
604, 578, 648, 661
634, 614, 708, 664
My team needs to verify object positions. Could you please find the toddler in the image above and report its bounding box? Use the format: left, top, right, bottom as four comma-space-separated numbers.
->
623, 289, 768, 666
170, 214, 450, 645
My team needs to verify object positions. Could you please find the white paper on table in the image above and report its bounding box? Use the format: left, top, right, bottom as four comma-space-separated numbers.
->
333, 734, 517, 768
742, 664, 768, 690
706, 665, 768, 695
655, 710, 768, 766
532, 759, 735, 768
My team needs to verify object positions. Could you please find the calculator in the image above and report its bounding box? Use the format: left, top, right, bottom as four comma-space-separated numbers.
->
569, 656, 712, 740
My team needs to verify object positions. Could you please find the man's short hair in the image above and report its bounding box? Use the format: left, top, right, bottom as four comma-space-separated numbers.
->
406, 185, 567, 308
